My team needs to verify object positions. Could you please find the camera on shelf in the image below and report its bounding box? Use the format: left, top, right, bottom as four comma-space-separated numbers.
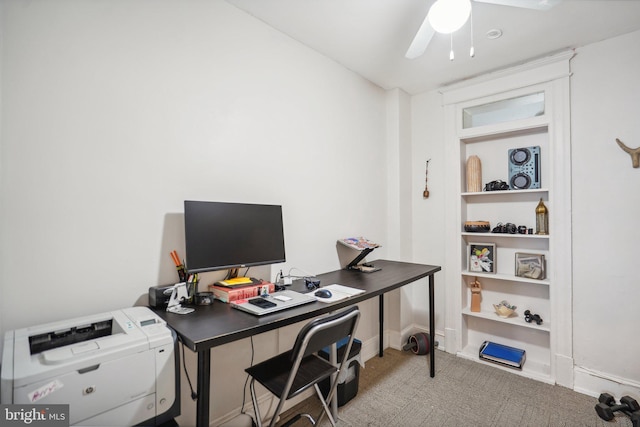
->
492, 222, 533, 235
484, 180, 509, 192
492, 222, 517, 234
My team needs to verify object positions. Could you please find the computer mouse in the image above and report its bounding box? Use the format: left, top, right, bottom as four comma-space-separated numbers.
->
314, 289, 332, 298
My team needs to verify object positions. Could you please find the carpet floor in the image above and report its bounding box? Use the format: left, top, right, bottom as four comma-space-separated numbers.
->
276, 348, 632, 427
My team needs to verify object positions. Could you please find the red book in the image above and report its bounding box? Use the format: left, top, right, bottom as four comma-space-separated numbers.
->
208, 282, 275, 303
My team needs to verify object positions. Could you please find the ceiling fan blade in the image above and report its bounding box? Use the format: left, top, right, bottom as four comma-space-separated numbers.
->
472, 0, 561, 11
405, 16, 436, 59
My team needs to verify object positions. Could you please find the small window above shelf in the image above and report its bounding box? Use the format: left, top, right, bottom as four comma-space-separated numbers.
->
462, 92, 545, 129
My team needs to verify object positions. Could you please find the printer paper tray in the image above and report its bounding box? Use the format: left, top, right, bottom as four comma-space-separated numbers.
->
14, 349, 155, 426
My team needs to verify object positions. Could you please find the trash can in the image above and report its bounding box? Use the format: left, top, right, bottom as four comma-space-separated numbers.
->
318, 337, 362, 407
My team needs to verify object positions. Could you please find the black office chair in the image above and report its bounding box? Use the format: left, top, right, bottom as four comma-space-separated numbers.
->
245, 306, 360, 427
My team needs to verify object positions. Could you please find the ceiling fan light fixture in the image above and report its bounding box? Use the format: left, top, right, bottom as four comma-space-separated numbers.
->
428, 0, 472, 34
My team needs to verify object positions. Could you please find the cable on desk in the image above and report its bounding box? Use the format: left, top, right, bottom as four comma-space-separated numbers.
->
241, 336, 256, 422
178, 335, 198, 401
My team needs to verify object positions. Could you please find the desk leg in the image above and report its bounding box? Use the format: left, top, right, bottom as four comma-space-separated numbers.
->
196, 349, 211, 427
378, 295, 384, 357
429, 274, 435, 378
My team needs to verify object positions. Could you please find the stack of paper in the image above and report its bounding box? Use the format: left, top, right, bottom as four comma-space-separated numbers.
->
309, 284, 364, 303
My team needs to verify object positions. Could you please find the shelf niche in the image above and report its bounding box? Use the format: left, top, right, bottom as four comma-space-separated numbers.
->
442, 51, 574, 387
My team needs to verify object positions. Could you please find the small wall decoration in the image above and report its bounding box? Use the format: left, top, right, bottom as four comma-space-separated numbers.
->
616, 138, 640, 168
423, 159, 431, 198
515, 252, 546, 280
469, 243, 496, 274
469, 277, 482, 312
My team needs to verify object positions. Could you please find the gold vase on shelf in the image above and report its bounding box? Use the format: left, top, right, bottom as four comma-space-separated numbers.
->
535, 198, 549, 235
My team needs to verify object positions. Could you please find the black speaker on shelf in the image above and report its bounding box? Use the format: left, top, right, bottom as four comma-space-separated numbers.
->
508, 146, 541, 190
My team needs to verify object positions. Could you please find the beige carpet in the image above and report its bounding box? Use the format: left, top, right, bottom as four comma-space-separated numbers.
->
277, 348, 632, 427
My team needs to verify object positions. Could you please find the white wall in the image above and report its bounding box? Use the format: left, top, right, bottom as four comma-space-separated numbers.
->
570, 30, 640, 394
0, 1, 390, 424
409, 90, 447, 346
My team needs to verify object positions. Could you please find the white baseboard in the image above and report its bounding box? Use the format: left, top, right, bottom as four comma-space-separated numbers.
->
554, 353, 574, 388
574, 365, 640, 399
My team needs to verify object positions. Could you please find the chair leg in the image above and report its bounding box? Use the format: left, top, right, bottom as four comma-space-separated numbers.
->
313, 383, 337, 427
268, 395, 289, 427
249, 379, 263, 427
280, 413, 315, 427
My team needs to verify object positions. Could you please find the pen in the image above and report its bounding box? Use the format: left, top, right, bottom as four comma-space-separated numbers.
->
170, 250, 181, 266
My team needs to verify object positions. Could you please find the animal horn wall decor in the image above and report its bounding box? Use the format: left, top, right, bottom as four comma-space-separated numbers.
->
616, 138, 640, 168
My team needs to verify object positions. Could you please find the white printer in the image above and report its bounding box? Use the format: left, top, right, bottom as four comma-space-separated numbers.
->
1, 306, 179, 426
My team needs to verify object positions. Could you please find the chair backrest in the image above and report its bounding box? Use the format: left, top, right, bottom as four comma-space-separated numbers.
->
290, 306, 360, 361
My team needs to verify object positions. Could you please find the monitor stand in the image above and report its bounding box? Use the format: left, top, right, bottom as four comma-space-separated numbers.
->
345, 248, 381, 273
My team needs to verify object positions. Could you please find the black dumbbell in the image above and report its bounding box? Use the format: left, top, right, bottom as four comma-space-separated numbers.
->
598, 392, 615, 406
524, 310, 543, 325
595, 394, 640, 421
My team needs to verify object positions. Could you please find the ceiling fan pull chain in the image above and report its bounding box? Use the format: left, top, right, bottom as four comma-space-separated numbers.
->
469, 3, 475, 57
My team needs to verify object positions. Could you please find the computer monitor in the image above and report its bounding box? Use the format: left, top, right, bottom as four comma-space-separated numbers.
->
183, 201, 286, 276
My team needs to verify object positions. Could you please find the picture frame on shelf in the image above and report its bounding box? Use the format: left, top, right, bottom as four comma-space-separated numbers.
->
515, 252, 546, 280
469, 243, 496, 274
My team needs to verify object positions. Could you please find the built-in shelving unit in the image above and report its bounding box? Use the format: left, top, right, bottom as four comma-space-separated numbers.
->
442, 51, 574, 387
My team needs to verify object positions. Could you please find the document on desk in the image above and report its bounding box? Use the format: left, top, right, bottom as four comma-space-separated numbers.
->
310, 284, 365, 303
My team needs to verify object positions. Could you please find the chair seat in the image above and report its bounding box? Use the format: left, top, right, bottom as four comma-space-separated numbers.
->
246, 350, 337, 400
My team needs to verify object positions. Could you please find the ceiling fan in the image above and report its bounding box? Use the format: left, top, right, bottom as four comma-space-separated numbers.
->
405, 0, 562, 59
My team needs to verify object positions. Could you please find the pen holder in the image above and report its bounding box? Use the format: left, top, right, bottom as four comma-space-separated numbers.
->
176, 265, 187, 282
186, 280, 199, 304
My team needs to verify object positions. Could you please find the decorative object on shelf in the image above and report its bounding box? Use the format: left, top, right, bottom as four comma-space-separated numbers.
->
479, 340, 526, 370
484, 179, 509, 191
524, 310, 543, 325
466, 155, 482, 192
508, 145, 541, 189
615, 138, 640, 168
515, 252, 546, 280
464, 220, 490, 232
469, 277, 482, 312
423, 159, 431, 198
535, 198, 549, 235
469, 243, 496, 273
491, 222, 517, 234
493, 300, 516, 318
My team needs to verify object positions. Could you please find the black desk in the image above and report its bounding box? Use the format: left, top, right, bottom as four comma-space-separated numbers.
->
152, 259, 440, 427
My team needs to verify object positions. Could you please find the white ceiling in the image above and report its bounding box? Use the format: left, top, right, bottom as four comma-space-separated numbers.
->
226, 0, 640, 95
